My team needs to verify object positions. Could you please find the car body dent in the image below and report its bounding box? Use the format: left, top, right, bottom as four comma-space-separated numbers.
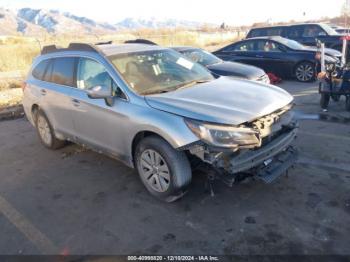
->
145, 77, 293, 125
23, 43, 297, 186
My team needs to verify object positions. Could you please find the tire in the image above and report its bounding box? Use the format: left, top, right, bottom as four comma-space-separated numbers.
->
294, 62, 315, 82
331, 95, 340, 102
320, 93, 330, 109
346, 96, 350, 112
134, 135, 192, 202
35, 109, 66, 149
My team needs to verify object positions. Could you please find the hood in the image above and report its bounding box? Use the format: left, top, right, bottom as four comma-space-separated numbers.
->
145, 77, 293, 125
206, 61, 265, 80
302, 46, 342, 57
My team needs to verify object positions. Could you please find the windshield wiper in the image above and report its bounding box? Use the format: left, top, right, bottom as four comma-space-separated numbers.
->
175, 79, 211, 91
140, 79, 211, 95
140, 89, 170, 95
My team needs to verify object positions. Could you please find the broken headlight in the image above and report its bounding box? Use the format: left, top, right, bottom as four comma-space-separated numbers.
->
185, 119, 261, 149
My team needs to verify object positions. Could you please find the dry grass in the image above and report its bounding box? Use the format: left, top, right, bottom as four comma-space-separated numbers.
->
0, 43, 39, 72
0, 79, 23, 91
0, 30, 242, 73
0, 88, 23, 108
0, 29, 243, 111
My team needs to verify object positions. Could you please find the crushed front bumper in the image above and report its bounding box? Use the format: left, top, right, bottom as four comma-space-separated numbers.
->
215, 127, 297, 184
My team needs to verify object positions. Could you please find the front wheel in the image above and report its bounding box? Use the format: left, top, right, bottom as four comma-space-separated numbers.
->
135, 136, 192, 202
295, 62, 315, 82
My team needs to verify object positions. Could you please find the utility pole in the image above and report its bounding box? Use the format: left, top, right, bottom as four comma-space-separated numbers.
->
342, 0, 350, 27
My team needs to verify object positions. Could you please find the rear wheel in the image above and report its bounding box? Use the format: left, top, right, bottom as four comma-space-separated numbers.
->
135, 136, 192, 202
35, 109, 65, 149
295, 62, 315, 82
320, 93, 330, 109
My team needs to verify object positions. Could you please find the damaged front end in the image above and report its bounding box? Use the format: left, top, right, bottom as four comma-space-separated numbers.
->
185, 104, 298, 185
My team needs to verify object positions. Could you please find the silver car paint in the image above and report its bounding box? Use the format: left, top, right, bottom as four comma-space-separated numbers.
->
23, 45, 293, 169
146, 77, 293, 125
23, 50, 199, 167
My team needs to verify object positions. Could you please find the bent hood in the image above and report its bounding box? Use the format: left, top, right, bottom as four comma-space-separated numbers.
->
207, 61, 265, 79
145, 77, 293, 125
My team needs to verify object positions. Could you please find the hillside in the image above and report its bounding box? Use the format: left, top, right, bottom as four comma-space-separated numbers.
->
0, 8, 205, 36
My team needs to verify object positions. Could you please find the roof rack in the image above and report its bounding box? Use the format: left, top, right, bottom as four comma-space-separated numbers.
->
95, 40, 113, 45
124, 39, 158, 45
41, 43, 103, 55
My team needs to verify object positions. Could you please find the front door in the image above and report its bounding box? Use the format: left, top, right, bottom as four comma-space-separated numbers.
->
69, 57, 128, 158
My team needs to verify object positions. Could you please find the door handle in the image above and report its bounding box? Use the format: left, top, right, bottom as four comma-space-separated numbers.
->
255, 55, 264, 58
40, 89, 46, 96
72, 99, 80, 107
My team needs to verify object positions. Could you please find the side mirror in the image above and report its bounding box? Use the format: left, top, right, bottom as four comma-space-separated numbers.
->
87, 85, 111, 99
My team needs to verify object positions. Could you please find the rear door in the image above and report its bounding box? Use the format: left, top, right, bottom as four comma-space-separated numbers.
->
37, 57, 76, 137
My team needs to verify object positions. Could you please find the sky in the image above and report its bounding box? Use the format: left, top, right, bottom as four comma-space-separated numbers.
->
0, 0, 346, 26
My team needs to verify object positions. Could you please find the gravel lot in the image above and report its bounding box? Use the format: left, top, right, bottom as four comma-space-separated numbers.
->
0, 81, 349, 255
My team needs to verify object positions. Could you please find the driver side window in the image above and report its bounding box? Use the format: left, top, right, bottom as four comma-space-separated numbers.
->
256, 40, 281, 52
231, 41, 255, 51
77, 58, 125, 98
77, 58, 113, 90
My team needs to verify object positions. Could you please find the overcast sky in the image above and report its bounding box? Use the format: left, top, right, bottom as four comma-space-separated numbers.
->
0, 0, 345, 25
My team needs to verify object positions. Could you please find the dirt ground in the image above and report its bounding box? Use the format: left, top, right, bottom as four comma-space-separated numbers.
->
0, 81, 349, 256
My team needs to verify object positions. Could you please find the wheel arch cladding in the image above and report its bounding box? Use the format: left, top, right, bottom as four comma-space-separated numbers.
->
131, 131, 174, 164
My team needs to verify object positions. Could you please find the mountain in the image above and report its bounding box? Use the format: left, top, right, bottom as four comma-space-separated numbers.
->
0, 8, 46, 35
16, 8, 117, 34
115, 17, 203, 29
0, 8, 206, 36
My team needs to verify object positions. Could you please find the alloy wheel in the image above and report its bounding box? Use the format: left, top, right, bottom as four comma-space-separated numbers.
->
140, 149, 170, 192
37, 115, 52, 145
296, 63, 314, 82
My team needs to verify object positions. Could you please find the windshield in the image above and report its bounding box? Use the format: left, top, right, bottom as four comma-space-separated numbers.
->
109, 49, 213, 95
320, 24, 339, 35
180, 48, 222, 66
278, 38, 305, 50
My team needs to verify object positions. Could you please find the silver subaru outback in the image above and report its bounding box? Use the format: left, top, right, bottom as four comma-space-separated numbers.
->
23, 42, 298, 202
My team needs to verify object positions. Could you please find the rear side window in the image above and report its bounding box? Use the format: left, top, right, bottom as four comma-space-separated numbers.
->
32, 59, 50, 80
266, 28, 283, 36
51, 57, 76, 87
288, 26, 302, 38
247, 29, 266, 38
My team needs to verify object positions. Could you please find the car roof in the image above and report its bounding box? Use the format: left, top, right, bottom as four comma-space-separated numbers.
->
98, 43, 166, 56
172, 46, 199, 52
243, 36, 287, 41
249, 23, 326, 31
40, 43, 166, 57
